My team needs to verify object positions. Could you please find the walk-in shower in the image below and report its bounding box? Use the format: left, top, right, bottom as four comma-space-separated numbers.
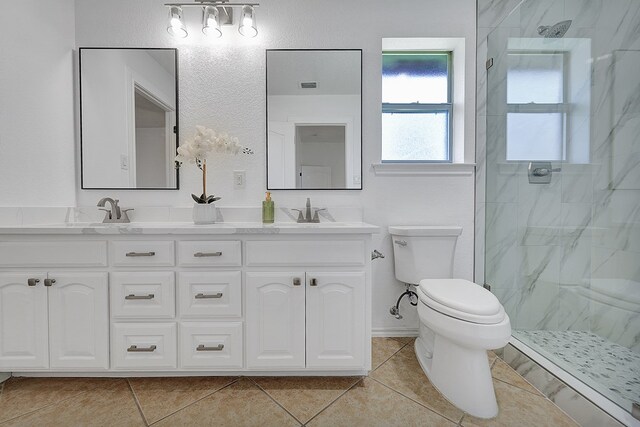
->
482, 0, 640, 424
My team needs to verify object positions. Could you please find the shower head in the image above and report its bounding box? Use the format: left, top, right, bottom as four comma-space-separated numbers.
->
537, 20, 572, 38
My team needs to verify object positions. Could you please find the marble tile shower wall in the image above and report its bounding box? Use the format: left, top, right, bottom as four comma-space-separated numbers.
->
477, 0, 640, 350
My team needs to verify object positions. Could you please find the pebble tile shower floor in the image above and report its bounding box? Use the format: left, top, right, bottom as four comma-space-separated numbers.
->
0, 338, 578, 426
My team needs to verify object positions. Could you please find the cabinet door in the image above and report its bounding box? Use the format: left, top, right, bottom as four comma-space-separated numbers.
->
48, 272, 109, 369
246, 272, 305, 368
306, 272, 365, 368
0, 273, 49, 369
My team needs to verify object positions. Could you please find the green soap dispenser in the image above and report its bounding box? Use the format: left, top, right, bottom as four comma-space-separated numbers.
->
262, 191, 274, 224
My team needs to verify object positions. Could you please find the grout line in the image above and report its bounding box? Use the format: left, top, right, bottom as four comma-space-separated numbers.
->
368, 377, 463, 425
303, 377, 365, 426
371, 378, 464, 424
126, 378, 149, 427
0, 379, 104, 425
249, 377, 305, 426
371, 338, 413, 372
147, 377, 241, 426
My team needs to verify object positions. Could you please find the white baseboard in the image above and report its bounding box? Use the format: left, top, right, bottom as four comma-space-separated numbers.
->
0, 372, 10, 383
372, 327, 419, 337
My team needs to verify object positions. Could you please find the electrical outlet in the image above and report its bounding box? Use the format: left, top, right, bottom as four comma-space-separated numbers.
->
233, 170, 246, 189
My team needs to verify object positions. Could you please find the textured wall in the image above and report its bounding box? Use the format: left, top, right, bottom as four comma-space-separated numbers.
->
0, 0, 77, 206
3, 0, 478, 333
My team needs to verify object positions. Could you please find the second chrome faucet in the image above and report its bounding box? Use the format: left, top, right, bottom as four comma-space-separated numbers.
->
292, 198, 326, 223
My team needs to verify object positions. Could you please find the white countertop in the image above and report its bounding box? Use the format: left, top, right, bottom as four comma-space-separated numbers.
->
0, 222, 380, 235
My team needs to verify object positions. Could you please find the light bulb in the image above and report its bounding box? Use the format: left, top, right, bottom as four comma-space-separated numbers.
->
167, 6, 188, 38
238, 5, 257, 38
202, 6, 222, 37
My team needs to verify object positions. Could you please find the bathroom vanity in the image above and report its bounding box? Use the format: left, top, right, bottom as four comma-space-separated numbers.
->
0, 222, 378, 376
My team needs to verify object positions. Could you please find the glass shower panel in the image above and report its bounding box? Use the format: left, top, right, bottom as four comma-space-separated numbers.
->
484, 0, 640, 416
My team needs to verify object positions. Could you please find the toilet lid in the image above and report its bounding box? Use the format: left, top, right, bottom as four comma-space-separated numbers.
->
418, 279, 505, 324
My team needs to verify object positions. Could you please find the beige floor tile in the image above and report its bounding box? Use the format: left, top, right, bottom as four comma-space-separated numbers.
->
487, 350, 498, 366
491, 358, 541, 395
253, 376, 360, 424
461, 380, 579, 427
154, 378, 300, 426
308, 378, 456, 427
3, 379, 144, 427
0, 377, 121, 423
372, 337, 406, 370
129, 376, 238, 424
370, 344, 464, 423
389, 336, 415, 345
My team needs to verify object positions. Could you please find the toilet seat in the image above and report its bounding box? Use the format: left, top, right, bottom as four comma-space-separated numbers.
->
418, 279, 505, 325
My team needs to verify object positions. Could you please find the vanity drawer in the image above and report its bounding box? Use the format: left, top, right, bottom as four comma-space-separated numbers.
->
110, 272, 175, 319
177, 241, 241, 267
245, 240, 365, 266
110, 241, 175, 267
178, 272, 242, 318
112, 323, 177, 370
179, 322, 243, 369
0, 241, 107, 267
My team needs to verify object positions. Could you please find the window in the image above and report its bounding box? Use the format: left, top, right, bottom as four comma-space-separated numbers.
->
382, 52, 452, 162
506, 52, 567, 161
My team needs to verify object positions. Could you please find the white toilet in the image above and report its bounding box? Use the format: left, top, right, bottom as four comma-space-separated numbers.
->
389, 225, 511, 419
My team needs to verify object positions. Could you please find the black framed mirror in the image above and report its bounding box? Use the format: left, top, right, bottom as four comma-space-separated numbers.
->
266, 49, 362, 190
79, 47, 179, 190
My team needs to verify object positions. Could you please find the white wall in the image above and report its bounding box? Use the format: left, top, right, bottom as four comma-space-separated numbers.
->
2, 0, 477, 334
0, 0, 76, 206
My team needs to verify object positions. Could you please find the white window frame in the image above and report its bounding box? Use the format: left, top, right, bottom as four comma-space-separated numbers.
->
374, 38, 472, 176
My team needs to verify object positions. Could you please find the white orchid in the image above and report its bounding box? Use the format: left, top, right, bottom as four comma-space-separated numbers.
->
175, 125, 253, 204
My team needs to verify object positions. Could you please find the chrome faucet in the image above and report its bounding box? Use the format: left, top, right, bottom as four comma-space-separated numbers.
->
97, 197, 133, 223
292, 198, 326, 223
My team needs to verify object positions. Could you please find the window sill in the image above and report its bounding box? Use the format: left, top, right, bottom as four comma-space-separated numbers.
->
371, 162, 475, 176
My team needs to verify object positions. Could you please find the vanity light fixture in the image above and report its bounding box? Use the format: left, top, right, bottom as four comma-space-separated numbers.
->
165, 1, 259, 38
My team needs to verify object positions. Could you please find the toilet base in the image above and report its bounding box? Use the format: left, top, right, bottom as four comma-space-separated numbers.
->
415, 334, 499, 419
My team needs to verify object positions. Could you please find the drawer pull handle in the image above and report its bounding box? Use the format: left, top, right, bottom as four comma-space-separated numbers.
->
197, 344, 224, 351
127, 345, 157, 352
195, 292, 223, 299
293, 277, 301, 286
125, 294, 155, 300
126, 251, 156, 257
44, 278, 56, 287
310, 278, 318, 287
194, 251, 223, 257
27, 278, 40, 287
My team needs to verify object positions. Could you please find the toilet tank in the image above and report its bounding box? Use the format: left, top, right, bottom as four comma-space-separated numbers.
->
389, 226, 462, 285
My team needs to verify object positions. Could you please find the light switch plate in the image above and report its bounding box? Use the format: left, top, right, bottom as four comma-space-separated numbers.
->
233, 170, 246, 189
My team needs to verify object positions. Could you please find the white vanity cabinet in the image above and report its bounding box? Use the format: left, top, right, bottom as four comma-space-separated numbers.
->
0, 223, 376, 376
246, 271, 365, 370
0, 272, 109, 370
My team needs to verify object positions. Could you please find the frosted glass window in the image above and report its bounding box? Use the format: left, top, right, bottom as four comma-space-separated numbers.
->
382, 52, 452, 162
507, 53, 564, 104
507, 113, 564, 160
382, 112, 449, 161
382, 53, 449, 103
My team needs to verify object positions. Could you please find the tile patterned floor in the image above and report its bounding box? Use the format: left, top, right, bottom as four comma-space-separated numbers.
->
0, 338, 579, 426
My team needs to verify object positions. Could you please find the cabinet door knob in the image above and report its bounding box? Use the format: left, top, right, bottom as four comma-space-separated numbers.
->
310, 278, 318, 287
44, 278, 56, 287
27, 278, 40, 287
293, 277, 301, 286
197, 344, 224, 351
195, 292, 223, 299
127, 345, 157, 352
